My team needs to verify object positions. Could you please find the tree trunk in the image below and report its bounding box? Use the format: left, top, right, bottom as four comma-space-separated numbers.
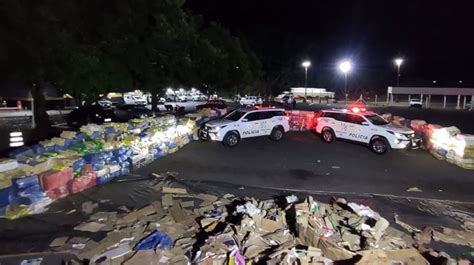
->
30, 82, 51, 129
151, 90, 159, 112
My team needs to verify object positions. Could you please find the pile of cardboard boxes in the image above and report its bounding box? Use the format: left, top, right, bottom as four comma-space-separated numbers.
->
52, 177, 473, 264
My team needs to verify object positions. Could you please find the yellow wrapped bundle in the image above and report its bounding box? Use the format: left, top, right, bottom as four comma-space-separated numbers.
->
5, 205, 32, 219
80, 124, 102, 135
0, 169, 26, 189
60, 131, 77, 139
19, 158, 58, 175
175, 136, 186, 148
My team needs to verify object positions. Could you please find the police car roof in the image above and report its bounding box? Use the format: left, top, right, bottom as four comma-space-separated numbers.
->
322, 108, 377, 116
237, 107, 284, 112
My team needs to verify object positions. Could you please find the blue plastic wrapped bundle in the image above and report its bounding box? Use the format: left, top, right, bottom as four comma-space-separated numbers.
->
71, 159, 85, 171
76, 132, 87, 141
31, 144, 46, 155
8, 146, 32, 159
104, 127, 117, 135
120, 167, 130, 176
166, 141, 177, 149
12, 175, 39, 190
92, 161, 105, 171
11, 175, 44, 205
63, 138, 75, 148
0, 187, 12, 207
14, 153, 39, 166
69, 138, 81, 146
89, 131, 101, 139
96, 174, 113, 185
83, 153, 104, 163
110, 170, 121, 178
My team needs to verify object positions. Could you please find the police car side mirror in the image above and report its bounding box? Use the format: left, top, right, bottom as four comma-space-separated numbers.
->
242, 118, 248, 122
361, 121, 370, 126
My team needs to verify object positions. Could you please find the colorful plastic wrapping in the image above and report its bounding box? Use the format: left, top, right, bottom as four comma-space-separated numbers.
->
69, 171, 96, 194
1, 115, 197, 218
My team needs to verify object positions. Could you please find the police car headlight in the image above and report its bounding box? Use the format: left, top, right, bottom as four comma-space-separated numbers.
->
394, 132, 406, 139
209, 125, 227, 132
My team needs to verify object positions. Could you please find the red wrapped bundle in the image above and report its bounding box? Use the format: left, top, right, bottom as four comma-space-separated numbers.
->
285, 110, 317, 130
81, 164, 93, 175
39, 168, 73, 191
69, 171, 97, 194
46, 186, 69, 200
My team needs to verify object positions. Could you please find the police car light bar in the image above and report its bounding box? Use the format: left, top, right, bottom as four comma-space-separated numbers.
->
350, 107, 367, 113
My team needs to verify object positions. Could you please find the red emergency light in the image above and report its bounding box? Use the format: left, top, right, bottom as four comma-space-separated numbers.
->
350, 107, 366, 113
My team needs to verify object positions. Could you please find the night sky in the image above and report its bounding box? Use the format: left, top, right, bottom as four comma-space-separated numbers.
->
185, 0, 474, 93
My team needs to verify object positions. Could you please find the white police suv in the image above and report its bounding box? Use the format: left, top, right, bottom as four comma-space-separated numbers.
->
199, 108, 290, 147
315, 108, 420, 154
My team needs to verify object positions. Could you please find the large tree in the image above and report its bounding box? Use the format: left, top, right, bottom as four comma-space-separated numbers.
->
1, 0, 263, 126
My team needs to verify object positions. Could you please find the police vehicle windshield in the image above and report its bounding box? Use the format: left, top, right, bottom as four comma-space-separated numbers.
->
364, 114, 389, 125
225, 110, 246, 121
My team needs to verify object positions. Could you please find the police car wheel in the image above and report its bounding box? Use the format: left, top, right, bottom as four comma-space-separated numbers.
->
223, 132, 240, 147
370, 138, 388, 154
321, 128, 335, 143
270, 127, 284, 141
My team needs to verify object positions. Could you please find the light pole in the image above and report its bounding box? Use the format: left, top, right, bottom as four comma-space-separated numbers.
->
394, 58, 403, 86
302, 61, 311, 100
339, 61, 352, 105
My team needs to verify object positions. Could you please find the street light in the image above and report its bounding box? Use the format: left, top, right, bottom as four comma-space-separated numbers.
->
394, 58, 403, 86
301, 60, 311, 99
339, 61, 352, 105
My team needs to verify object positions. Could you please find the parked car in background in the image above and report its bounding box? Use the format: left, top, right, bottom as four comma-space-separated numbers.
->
97, 98, 112, 108
191, 94, 208, 101
196, 100, 227, 111
409, 98, 423, 108
113, 104, 155, 122
66, 105, 114, 127
240, 96, 262, 105
123, 94, 147, 105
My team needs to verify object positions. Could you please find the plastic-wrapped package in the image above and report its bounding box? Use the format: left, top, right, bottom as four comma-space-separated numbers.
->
0, 159, 18, 173
46, 186, 69, 200
12, 175, 39, 190
39, 168, 73, 191
0, 187, 12, 208
60, 131, 77, 139
8, 146, 32, 159
69, 172, 96, 194
96, 174, 113, 185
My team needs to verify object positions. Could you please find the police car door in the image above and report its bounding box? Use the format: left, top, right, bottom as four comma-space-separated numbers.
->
258, 111, 274, 135
240, 112, 263, 138
345, 114, 370, 143
331, 113, 349, 138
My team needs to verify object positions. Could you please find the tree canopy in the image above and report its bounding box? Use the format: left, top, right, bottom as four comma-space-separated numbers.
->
0, 0, 261, 125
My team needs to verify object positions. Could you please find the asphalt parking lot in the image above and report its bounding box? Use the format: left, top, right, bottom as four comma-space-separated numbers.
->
137, 131, 474, 203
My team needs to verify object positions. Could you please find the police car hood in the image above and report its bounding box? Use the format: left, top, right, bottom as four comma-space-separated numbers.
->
206, 119, 234, 127
378, 123, 414, 134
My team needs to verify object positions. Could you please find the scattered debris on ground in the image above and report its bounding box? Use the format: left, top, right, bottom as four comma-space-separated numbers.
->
407, 187, 423, 193
36, 175, 472, 264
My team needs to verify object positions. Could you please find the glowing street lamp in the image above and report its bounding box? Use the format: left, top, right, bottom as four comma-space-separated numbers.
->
394, 58, 403, 86
302, 60, 311, 99
339, 61, 352, 105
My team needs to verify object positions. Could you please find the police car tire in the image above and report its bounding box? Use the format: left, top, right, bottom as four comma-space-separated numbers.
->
223, 132, 240, 147
321, 127, 335, 143
370, 137, 389, 154
270, 126, 285, 141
